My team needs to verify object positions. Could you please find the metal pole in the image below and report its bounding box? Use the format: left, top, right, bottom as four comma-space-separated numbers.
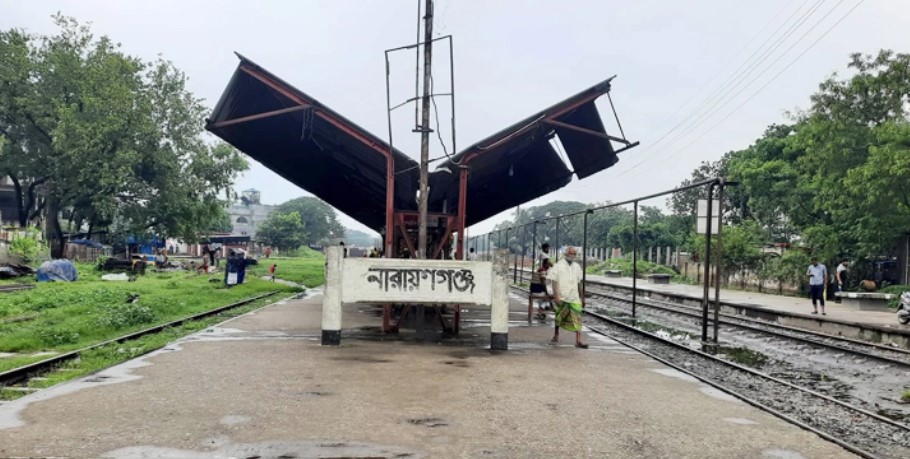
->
505, 227, 512, 282
532, 221, 539, 272
702, 183, 716, 344
416, 0, 434, 260
713, 180, 725, 343
554, 217, 561, 261
632, 200, 639, 319
582, 210, 592, 304
518, 225, 527, 284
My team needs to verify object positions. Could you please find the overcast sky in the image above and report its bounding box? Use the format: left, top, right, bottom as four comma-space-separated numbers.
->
2, 0, 906, 238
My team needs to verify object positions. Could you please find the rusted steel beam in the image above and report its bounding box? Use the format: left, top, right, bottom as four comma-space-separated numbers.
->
432, 216, 457, 260
208, 105, 309, 129
239, 65, 391, 159
542, 118, 631, 145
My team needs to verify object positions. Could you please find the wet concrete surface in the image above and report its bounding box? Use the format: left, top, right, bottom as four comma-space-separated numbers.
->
0, 296, 858, 458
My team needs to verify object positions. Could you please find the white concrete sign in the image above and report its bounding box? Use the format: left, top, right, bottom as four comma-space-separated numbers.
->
340, 258, 493, 305
321, 247, 511, 350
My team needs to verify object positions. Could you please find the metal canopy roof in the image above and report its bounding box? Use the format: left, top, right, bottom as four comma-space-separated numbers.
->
206, 54, 636, 232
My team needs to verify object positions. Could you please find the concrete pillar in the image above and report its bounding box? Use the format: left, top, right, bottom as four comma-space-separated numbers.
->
321, 246, 343, 345
491, 249, 510, 350
648, 246, 653, 262
656, 247, 662, 265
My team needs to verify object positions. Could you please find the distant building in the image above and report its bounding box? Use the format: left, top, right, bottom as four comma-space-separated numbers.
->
226, 189, 277, 238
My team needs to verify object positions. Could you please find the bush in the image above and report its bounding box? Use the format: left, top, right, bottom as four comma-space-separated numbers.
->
95, 302, 157, 329
9, 226, 48, 263
283, 246, 323, 258
881, 285, 910, 309
37, 328, 80, 346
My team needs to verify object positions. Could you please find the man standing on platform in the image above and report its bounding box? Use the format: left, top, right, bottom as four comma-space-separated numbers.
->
807, 257, 828, 315
549, 246, 588, 348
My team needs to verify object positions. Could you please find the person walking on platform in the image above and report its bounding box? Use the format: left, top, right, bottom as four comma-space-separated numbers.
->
835, 259, 849, 303
549, 246, 588, 348
467, 247, 478, 261
807, 257, 828, 315
530, 258, 553, 319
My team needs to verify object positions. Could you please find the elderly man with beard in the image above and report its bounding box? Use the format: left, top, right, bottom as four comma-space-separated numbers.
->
548, 246, 588, 348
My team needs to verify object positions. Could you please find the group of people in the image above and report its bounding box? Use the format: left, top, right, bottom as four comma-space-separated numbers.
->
523, 243, 588, 349
806, 258, 850, 315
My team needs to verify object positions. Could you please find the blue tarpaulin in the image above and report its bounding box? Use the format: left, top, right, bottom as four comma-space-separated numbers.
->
36, 259, 79, 282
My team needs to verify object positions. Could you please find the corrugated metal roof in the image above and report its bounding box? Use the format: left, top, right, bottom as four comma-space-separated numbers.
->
206, 55, 634, 232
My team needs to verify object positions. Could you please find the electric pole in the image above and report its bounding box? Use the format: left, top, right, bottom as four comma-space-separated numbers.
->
417, 0, 434, 259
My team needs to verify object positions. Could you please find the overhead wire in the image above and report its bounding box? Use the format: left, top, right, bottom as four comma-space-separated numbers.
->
612, 0, 828, 180
616, 0, 856, 179
632, 0, 801, 143
648, 0, 866, 166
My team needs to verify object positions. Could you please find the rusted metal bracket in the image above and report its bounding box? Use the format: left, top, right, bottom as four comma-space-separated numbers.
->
208, 105, 310, 129
542, 118, 633, 146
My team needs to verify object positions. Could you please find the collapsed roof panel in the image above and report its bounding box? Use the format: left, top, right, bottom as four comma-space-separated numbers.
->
206, 56, 419, 231
206, 55, 636, 232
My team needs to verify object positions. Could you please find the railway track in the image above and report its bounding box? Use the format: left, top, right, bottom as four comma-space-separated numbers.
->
511, 285, 910, 458
583, 310, 910, 459
0, 291, 283, 389
586, 287, 910, 368
0, 284, 34, 293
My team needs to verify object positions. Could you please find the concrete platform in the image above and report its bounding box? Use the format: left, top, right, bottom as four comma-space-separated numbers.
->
0, 295, 856, 458
585, 274, 898, 327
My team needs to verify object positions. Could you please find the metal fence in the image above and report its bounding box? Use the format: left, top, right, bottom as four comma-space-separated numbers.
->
469, 177, 730, 343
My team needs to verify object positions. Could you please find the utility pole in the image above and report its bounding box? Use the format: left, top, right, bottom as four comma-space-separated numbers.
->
417, 0, 434, 259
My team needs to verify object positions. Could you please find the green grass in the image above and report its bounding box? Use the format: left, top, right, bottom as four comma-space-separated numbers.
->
716, 345, 769, 368
0, 263, 299, 373
901, 389, 910, 403
0, 294, 289, 400
248, 255, 326, 287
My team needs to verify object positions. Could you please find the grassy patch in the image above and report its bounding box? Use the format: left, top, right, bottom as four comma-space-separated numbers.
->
0, 263, 298, 373
248, 255, 325, 287
716, 345, 769, 368
901, 389, 910, 403
0, 294, 290, 400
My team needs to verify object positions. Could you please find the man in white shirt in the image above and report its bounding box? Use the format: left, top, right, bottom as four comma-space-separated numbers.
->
467, 247, 478, 261
806, 258, 828, 315
548, 246, 588, 348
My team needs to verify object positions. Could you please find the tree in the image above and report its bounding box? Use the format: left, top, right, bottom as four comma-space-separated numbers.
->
275, 196, 345, 244
0, 15, 248, 256
257, 211, 306, 252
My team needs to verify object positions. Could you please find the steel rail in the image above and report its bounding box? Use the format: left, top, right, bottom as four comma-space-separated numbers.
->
583, 320, 883, 459
587, 288, 910, 368
0, 291, 283, 387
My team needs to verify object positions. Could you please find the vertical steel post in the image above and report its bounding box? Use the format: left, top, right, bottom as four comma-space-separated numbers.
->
519, 224, 528, 284
554, 217, 561, 261
532, 220, 539, 272
713, 180, 725, 343
632, 200, 639, 319
582, 210, 592, 304
702, 183, 716, 344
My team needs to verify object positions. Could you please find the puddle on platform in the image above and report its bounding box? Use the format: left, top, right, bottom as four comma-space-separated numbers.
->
649, 368, 699, 383
761, 449, 806, 459
0, 343, 183, 429
103, 440, 423, 459
698, 386, 744, 404
723, 417, 759, 425
219, 415, 250, 426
